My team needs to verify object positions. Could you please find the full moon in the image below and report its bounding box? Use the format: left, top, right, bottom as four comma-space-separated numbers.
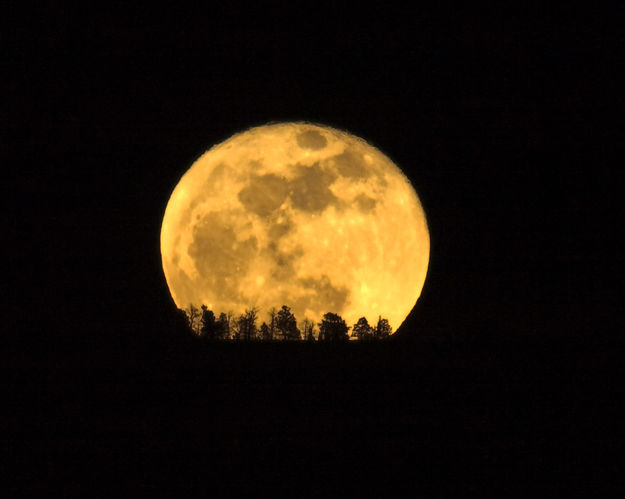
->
161, 122, 429, 334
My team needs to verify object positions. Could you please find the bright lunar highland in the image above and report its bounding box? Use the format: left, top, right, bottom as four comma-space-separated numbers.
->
161, 122, 429, 333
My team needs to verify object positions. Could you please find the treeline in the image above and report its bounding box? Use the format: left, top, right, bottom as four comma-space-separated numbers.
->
178, 304, 392, 342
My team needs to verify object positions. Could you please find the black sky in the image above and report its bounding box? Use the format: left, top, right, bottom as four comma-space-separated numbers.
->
6, 4, 623, 494
7, 4, 620, 347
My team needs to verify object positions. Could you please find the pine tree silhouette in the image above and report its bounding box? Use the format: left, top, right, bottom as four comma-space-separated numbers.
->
318, 312, 350, 342
352, 317, 374, 341
276, 305, 300, 340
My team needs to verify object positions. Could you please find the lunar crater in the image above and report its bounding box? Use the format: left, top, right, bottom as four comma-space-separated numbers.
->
296, 129, 327, 150
237, 173, 289, 217
289, 163, 339, 213
354, 193, 378, 212
189, 212, 258, 284
331, 149, 370, 179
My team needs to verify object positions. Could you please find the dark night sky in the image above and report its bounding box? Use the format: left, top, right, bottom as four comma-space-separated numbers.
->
8, 4, 620, 346
6, 4, 623, 494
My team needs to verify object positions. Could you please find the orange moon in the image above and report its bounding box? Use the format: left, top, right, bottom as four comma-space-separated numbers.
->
160, 122, 429, 333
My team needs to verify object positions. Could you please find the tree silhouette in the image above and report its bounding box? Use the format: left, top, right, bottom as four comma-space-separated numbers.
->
216, 312, 230, 340
236, 308, 258, 341
276, 305, 300, 340
230, 317, 240, 340
268, 307, 277, 340
260, 322, 271, 341
374, 316, 392, 340
352, 317, 374, 341
185, 304, 201, 335
200, 305, 218, 340
302, 318, 316, 342
318, 312, 350, 342
176, 303, 392, 342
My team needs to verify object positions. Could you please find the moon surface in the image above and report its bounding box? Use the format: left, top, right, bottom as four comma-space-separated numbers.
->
160, 122, 429, 333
